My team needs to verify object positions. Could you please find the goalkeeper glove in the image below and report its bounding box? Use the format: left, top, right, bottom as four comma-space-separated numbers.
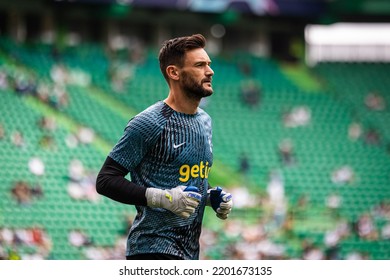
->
207, 186, 233, 220
145, 185, 201, 219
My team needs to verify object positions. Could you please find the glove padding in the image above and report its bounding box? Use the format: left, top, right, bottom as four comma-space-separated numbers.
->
207, 187, 233, 220
146, 186, 201, 219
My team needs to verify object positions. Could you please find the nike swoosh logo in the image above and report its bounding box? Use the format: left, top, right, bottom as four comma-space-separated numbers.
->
173, 142, 186, 149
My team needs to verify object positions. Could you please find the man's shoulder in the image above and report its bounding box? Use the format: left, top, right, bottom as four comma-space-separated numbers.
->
134, 101, 172, 120
196, 107, 212, 122
197, 106, 206, 114
130, 101, 173, 126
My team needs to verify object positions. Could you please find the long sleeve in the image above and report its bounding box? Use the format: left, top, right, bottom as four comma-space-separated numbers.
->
96, 156, 147, 206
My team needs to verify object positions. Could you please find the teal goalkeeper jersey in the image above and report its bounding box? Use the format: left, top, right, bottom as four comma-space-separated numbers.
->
109, 101, 213, 260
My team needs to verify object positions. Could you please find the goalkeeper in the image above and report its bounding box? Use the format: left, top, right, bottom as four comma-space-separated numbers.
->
96, 34, 233, 260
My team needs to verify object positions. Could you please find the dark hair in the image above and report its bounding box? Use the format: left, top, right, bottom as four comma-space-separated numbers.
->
158, 34, 206, 83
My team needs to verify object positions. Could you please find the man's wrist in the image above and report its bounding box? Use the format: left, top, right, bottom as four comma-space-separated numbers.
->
145, 188, 163, 208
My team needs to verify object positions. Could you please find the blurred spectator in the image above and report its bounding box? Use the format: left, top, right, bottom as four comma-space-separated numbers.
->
233, 224, 265, 259
60, 126, 94, 148
30, 184, 43, 199
325, 192, 343, 218
11, 181, 32, 205
68, 158, 85, 182
229, 186, 258, 208
256, 235, 286, 259
30, 225, 52, 249
381, 222, 390, 239
51, 45, 61, 61
11, 130, 25, 148
50, 63, 69, 85
13, 75, 36, 96
325, 217, 352, 259
67, 159, 99, 202
65, 132, 79, 149
372, 200, 390, 219
293, 194, 310, 219
68, 68, 91, 87
324, 216, 351, 260
240, 79, 261, 109
267, 169, 285, 203
128, 37, 146, 65
11, 181, 43, 206
49, 84, 69, 110
355, 213, 378, 240
84, 236, 127, 260
345, 251, 369, 260
108, 60, 135, 93
0, 227, 52, 259
39, 134, 56, 150
281, 211, 295, 238
348, 121, 362, 142
36, 82, 51, 104
282, 105, 311, 128
77, 126, 95, 145
0, 69, 9, 89
0, 248, 6, 260
365, 91, 386, 111
278, 138, 296, 166
38, 116, 57, 132
238, 152, 250, 175
331, 165, 355, 186
7, 249, 22, 260
266, 169, 287, 229
28, 156, 45, 194
0, 123, 5, 140
363, 126, 381, 146
201, 218, 287, 260
335, 217, 351, 239
237, 61, 252, 76
199, 228, 219, 260
303, 247, 325, 260
28, 157, 45, 177
68, 229, 93, 248
301, 240, 324, 260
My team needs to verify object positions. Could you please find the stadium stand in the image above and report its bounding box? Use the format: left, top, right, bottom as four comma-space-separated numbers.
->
1, 36, 389, 260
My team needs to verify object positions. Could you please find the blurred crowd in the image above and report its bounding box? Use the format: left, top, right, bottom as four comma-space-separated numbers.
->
1, 37, 389, 260
0, 226, 52, 260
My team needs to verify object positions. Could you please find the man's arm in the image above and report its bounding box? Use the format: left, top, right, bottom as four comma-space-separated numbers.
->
206, 185, 233, 220
96, 156, 201, 219
96, 156, 147, 205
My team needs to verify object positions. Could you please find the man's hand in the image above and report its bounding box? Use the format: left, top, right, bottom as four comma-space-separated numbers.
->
146, 186, 201, 219
207, 187, 233, 220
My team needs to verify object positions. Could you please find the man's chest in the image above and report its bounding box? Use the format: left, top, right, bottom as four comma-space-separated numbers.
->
149, 119, 213, 166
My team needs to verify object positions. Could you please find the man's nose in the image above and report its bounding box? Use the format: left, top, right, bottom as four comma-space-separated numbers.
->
206, 65, 214, 76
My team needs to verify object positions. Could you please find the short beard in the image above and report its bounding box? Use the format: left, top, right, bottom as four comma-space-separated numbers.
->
180, 71, 213, 101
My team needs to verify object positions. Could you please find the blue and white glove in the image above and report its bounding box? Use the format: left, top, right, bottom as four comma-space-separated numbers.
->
207, 186, 233, 220
146, 185, 201, 219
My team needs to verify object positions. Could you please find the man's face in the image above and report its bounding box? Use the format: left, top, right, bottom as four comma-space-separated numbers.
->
179, 48, 214, 100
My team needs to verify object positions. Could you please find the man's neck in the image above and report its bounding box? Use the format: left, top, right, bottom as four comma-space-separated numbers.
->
164, 91, 200, 115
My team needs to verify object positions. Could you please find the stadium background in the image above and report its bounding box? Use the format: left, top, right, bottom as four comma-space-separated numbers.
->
0, 0, 389, 260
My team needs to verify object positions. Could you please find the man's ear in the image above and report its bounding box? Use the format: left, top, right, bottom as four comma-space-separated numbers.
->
166, 65, 180, 81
